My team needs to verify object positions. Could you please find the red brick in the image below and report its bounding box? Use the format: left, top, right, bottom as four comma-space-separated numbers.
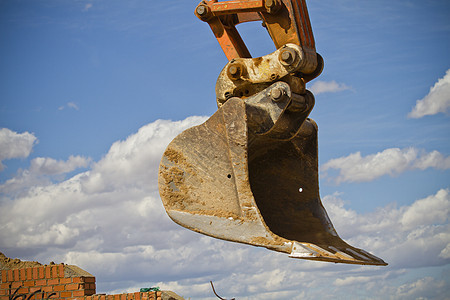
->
133, 292, 140, 300
1, 296, 9, 300
11, 282, 21, 288
32, 267, 38, 280
0, 282, 9, 289
45, 267, 51, 279
60, 278, 71, 284
34, 292, 43, 300
54, 285, 65, 292
86, 296, 92, 300
67, 283, 79, 291
99, 295, 106, 300
47, 279, 59, 285
13, 270, 19, 282
72, 277, 83, 283
41, 286, 52, 293
60, 291, 72, 298
19, 269, 26, 281
30, 287, 41, 293
38, 267, 44, 279
35, 279, 47, 286
107, 295, 114, 300
51, 266, 57, 278
47, 291, 59, 298
58, 265, 64, 278
0, 290, 5, 296
7, 271, 12, 282
18, 287, 29, 294
26, 268, 32, 281
83, 277, 95, 283
1, 270, 7, 282
72, 290, 84, 297
23, 281, 35, 287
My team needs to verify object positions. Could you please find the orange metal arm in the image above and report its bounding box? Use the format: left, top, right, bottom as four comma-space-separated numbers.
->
195, 0, 317, 73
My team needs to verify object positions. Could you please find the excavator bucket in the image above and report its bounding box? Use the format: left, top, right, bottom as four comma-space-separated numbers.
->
159, 82, 387, 265
158, 0, 387, 265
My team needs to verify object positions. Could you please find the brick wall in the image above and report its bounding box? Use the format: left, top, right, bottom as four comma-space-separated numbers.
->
0, 264, 165, 300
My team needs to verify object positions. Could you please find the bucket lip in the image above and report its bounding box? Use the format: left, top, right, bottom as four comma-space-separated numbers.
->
166, 209, 387, 266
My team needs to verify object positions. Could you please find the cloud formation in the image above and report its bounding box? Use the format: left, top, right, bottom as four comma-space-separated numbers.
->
58, 102, 79, 111
308, 80, 351, 95
408, 69, 450, 118
0, 128, 37, 171
29, 156, 91, 175
83, 4, 93, 12
0, 117, 448, 299
0, 155, 92, 198
321, 147, 450, 183
324, 189, 449, 267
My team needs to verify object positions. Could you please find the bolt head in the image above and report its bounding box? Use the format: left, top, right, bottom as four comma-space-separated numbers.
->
229, 65, 239, 75
196, 5, 207, 16
279, 49, 296, 66
265, 0, 275, 7
227, 63, 245, 80
270, 87, 284, 101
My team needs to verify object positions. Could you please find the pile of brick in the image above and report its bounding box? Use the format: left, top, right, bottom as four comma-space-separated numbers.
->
0, 254, 183, 300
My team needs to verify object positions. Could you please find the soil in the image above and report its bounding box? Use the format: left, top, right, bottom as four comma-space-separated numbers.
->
0, 252, 42, 270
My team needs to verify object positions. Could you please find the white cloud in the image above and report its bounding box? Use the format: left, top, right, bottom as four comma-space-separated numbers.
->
439, 243, 450, 259
58, 102, 79, 111
0, 155, 92, 197
67, 102, 79, 110
0, 117, 449, 299
393, 277, 446, 300
308, 80, 351, 95
408, 69, 450, 118
334, 275, 372, 286
323, 189, 450, 269
0, 128, 37, 171
321, 147, 450, 183
83, 3, 93, 11
401, 188, 449, 229
29, 155, 91, 175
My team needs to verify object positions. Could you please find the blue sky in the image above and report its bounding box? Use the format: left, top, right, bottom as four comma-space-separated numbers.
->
1, 0, 449, 299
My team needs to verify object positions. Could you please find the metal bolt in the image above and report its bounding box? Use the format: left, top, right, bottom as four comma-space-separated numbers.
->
196, 5, 208, 16
229, 65, 239, 76
265, 0, 275, 8
270, 87, 284, 102
227, 63, 245, 80
279, 48, 296, 66
270, 73, 279, 81
265, 0, 280, 13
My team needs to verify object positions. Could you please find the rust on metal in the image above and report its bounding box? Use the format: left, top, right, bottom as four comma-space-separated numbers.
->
211, 0, 265, 15
158, 0, 387, 266
195, 0, 320, 77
